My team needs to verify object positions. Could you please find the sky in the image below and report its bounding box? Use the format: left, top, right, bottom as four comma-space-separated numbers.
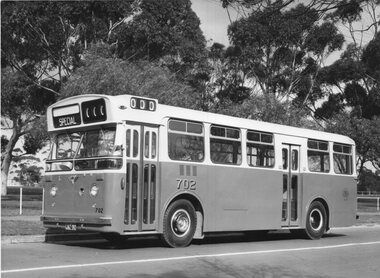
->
191, 0, 233, 47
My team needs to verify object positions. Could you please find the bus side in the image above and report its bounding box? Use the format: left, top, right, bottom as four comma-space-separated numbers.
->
156, 120, 357, 236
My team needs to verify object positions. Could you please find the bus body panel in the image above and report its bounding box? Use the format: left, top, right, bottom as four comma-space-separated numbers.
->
301, 173, 357, 228
159, 162, 283, 233
43, 172, 125, 232
44, 173, 106, 217
208, 165, 282, 231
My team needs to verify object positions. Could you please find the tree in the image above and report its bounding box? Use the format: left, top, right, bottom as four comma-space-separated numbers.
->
357, 169, 380, 192
111, 0, 206, 62
13, 159, 43, 187
1, 69, 55, 195
211, 2, 344, 124
60, 47, 203, 110
111, 0, 209, 103
1, 1, 137, 88
315, 2, 380, 174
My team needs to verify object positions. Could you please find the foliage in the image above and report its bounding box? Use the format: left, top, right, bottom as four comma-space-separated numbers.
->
1, 136, 9, 154
358, 169, 380, 192
1, 69, 55, 194
207, 2, 344, 126
112, 0, 206, 63
111, 0, 209, 103
227, 3, 343, 102
23, 118, 49, 155
317, 34, 380, 120
60, 49, 203, 110
326, 113, 380, 172
1, 0, 135, 86
14, 165, 44, 187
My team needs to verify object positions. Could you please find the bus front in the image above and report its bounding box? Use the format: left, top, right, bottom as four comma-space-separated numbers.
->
41, 95, 124, 234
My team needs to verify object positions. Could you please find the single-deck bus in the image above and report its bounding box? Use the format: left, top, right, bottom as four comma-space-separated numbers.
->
41, 94, 357, 247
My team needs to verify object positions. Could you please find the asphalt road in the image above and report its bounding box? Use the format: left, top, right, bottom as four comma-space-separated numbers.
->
2, 226, 380, 278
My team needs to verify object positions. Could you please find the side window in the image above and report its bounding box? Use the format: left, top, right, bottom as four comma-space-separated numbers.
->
210, 125, 241, 165
168, 119, 204, 162
307, 139, 330, 172
292, 149, 298, 170
282, 148, 288, 170
246, 131, 275, 168
333, 143, 353, 175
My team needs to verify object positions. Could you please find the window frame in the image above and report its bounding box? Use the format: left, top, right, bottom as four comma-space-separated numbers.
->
210, 125, 242, 165
167, 119, 205, 162
307, 139, 330, 173
333, 143, 353, 175
246, 130, 275, 168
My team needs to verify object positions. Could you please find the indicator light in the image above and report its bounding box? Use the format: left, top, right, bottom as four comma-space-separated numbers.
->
90, 184, 99, 197
50, 186, 58, 197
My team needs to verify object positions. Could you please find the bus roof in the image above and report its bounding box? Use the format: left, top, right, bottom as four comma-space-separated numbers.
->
47, 94, 355, 145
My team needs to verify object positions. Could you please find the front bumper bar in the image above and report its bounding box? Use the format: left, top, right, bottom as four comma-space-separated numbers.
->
41, 215, 112, 228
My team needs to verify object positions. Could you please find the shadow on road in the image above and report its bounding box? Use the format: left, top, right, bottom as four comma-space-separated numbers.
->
45, 229, 347, 250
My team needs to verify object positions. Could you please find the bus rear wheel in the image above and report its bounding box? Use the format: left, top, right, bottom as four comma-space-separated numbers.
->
304, 201, 327, 240
162, 199, 196, 248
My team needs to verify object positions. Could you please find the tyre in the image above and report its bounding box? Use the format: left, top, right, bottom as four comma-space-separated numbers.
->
162, 199, 197, 248
304, 201, 327, 240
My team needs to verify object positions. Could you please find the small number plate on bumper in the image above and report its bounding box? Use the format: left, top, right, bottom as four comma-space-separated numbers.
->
65, 224, 77, 231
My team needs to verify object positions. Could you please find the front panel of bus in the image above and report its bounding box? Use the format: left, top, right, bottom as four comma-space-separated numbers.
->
41, 95, 160, 234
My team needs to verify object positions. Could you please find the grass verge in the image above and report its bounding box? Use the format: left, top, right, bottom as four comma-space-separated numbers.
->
1, 219, 46, 236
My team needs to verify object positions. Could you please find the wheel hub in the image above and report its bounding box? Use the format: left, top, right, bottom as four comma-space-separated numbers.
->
171, 209, 191, 237
310, 209, 323, 231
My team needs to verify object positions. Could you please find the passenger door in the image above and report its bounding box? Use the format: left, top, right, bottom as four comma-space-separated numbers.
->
281, 144, 301, 227
124, 124, 158, 232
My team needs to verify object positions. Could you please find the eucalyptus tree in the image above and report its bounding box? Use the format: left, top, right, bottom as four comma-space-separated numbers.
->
215, 2, 344, 123
111, 0, 208, 103
1, 69, 55, 195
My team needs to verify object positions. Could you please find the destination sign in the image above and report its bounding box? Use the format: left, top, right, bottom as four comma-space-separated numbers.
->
52, 105, 81, 128
81, 98, 107, 124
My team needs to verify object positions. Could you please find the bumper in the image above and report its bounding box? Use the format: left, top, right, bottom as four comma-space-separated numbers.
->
41, 215, 112, 229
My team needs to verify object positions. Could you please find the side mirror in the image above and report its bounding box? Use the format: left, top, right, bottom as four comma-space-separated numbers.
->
113, 144, 124, 155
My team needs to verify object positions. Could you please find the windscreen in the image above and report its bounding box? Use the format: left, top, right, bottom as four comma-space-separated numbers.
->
46, 127, 122, 172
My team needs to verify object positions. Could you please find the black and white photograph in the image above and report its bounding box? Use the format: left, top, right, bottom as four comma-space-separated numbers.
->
1, 0, 380, 277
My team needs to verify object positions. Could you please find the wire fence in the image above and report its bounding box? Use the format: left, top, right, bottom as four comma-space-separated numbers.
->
357, 191, 380, 197
357, 196, 380, 212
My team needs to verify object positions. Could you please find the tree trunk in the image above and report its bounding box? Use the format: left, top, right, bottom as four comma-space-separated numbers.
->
1, 128, 21, 196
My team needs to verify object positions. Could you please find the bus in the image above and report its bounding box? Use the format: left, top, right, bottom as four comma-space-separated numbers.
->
41, 94, 357, 247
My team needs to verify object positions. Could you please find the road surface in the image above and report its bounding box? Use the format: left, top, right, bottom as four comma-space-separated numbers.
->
2, 226, 380, 278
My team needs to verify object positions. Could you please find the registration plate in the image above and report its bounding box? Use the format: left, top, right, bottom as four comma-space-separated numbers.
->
65, 224, 77, 231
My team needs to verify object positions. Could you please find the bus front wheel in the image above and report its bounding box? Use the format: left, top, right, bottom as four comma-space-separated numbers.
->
162, 199, 197, 248
304, 201, 327, 240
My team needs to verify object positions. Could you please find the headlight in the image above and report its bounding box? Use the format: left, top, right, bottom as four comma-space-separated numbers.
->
90, 184, 99, 197
50, 186, 58, 197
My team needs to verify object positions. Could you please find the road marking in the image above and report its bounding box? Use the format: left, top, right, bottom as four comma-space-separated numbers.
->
3, 241, 380, 274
